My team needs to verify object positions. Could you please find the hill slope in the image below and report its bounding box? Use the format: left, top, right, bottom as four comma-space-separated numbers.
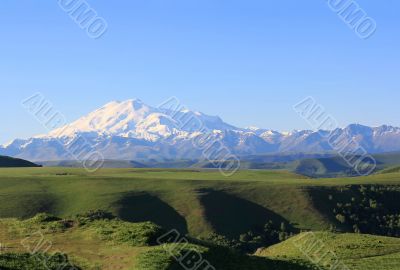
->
2, 168, 400, 240
241, 151, 400, 178
257, 232, 400, 270
0, 156, 40, 167
2, 168, 400, 268
0, 213, 317, 270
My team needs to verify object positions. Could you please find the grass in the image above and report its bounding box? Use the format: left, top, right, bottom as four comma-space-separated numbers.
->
257, 232, 400, 270
1, 213, 166, 269
2, 168, 400, 268
88, 219, 164, 246
0, 253, 79, 270
6, 212, 165, 247
0, 213, 317, 270
2, 167, 400, 237
135, 244, 319, 270
0, 168, 321, 238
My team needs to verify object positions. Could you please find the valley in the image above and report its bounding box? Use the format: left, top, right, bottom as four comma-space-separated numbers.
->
1, 167, 400, 269
2, 0, 398, 268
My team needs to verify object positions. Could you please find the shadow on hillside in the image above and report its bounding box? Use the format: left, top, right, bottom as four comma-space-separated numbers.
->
198, 189, 296, 238
0, 193, 57, 219
164, 245, 316, 270
114, 192, 188, 234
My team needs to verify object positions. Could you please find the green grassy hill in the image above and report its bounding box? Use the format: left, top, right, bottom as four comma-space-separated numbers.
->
378, 165, 400, 174
0, 156, 40, 168
0, 253, 79, 270
0, 212, 317, 270
288, 152, 400, 178
39, 160, 147, 168
249, 152, 400, 178
2, 168, 400, 268
236, 151, 400, 178
257, 232, 400, 270
1, 168, 400, 238
37, 151, 400, 178
0, 168, 317, 238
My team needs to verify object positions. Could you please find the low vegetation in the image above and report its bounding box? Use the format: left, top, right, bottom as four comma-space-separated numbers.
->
258, 232, 400, 270
0, 212, 318, 270
7, 211, 165, 247
0, 253, 79, 270
2, 168, 400, 268
136, 244, 318, 270
309, 185, 400, 237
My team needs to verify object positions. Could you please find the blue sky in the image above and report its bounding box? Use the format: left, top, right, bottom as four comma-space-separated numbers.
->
1, 0, 399, 144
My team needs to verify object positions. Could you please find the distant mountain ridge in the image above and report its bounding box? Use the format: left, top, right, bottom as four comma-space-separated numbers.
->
2, 99, 400, 161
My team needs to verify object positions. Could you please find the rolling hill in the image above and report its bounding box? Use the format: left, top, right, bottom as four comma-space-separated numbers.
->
257, 232, 400, 270
0, 213, 317, 270
1, 168, 400, 238
2, 168, 400, 269
287, 151, 400, 178
0, 155, 40, 168
33, 151, 400, 179
235, 151, 400, 178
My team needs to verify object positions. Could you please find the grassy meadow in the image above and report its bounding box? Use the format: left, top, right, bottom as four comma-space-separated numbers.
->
258, 232, 400, 270
1, 167, 400, 269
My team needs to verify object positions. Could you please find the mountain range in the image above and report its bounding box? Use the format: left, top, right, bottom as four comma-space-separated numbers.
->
2, 99, 400, 162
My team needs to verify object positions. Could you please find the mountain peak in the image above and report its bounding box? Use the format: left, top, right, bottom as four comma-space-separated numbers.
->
46, 99, 154, 138
6, 97, 400, 161
42, 99, 237, 140
103, 98, 145, 110
123, 98, 144, 106
344, 124, 372, 135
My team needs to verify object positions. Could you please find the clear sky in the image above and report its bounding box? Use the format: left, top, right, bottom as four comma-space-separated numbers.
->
1, 0, 399, 144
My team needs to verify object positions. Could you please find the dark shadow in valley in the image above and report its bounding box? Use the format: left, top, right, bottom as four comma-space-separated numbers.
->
0, 193, 57, 219
198, 189, 296, 238
114, 192, 188, 234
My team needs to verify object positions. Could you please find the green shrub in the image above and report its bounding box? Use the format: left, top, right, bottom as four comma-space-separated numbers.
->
89, 219, 165, 246
9, 213, 72, 236
75, 210, 116, 225
0, 253, 80, 270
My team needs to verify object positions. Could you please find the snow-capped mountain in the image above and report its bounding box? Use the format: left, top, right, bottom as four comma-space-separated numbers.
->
2, 99, 400, 162
40, 99, 237, 141
46, 99, 156, 138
